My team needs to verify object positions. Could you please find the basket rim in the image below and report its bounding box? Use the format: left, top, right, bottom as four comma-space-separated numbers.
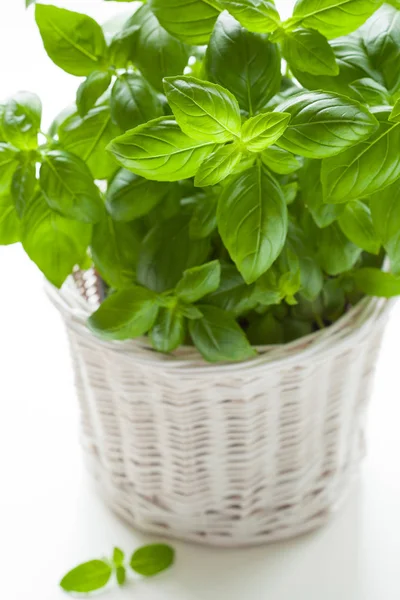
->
46, 274, 394, 373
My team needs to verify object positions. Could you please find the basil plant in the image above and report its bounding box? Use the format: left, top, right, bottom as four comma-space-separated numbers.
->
1, 0, 400, 362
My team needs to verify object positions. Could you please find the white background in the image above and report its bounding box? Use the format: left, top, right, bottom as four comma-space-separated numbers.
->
1, 2, 400, 599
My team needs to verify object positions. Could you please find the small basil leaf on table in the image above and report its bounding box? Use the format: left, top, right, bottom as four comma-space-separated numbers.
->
189, 305, 256, 362
21, 194, 91, 288
0, 194, 20, 245
215, 0, 281, 33
360, 4, 400, 95
241, 112, 291, 152
2, 92, 41, 150
163, 76, 242, 143
106, 169, 168, 222
275, 91, 378, 158
91, 215, 143, 290
290, 0, 384, 39
112, 547, 125, 567
40, 150, 104, 223
137, 214, 211, 292
351, 268, 400, 297
88, 286, 159, 341
150, 308, 186, 352
176, 260, 221, 304
261, 145, 302, 174
108, 117, 216, 182
321, 108, 400, 203
60, 560, 112, 593
116, 566, 126, 586
390, 99, 400, 123
35, 4, 107, 76
126, 5, 191, 92
0, 143, 19, 194
217, 164, 288, 284
130, 544, 175, 577
370, 183, 400, 274
11, 162, 36, 218
111, 73, 163, 132
194, 144, 242, 187
205, 12, 281, 113
76, 71, 112, 117
338, 200, 380, 254
282, 28, 339, 76
59, 106, 120, 180
317, 222, 362, 275
150, 0, 219, 45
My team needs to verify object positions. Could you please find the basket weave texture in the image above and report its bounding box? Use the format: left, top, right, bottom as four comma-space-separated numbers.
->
48, 270, 393, 547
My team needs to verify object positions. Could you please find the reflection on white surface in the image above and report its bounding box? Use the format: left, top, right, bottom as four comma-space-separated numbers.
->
1, 2, 400, 599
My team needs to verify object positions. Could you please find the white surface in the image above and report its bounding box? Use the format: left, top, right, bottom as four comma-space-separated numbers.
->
1, 1, 400, 599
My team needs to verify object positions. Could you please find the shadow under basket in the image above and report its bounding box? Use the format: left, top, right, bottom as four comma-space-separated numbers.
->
47, 271, 394, 547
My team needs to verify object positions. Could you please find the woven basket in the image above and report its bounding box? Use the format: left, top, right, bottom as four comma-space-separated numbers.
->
47, 270, 393, 547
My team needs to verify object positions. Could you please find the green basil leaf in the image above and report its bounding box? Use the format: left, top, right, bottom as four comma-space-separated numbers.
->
91, 215, 143, 289
317, 222, 362, 275
107, 25, 140, 69
390, 99, 400, 123
40, 150, 104, 223
299, 159, 342, 227
150, 308, 186, 352
261, 145, 302, 174
76, 71, 112, 118
21, 194, 91, 287
282, 181, 298, 205
282, 28, 339, 76
206, 12, 281, 114
180, 304, 203, 319
189, 305, 256, 362
275, 91, 378, 158
189, 193, 217, 239
0, 194, 20, 245
215, 0, 281, 33
176, 260, 221, 303
247, 312, 285, 345
291, 0, 383, 39
150, 0, 219, 45
291, 32, 383, 98
242, 112, 291, 152
205, 262, 258, 316
0, 143, 19, 194
35, 4, 107, 76
194, 144, 242, 187
60, 560, 112, 594
88, 286, 159, 340
59, 106, 120, 180
338, 200, 380, 254
106, 169, 167, 221
111, 73, 163, 132
2, 92, 41, 150
126, 5, 190, 92
370, 183, 400, 274
116, 567, 126, 586
11, 162, 37, 218
361, 5, 400, 95
164, 76, 241, 143
108, 117, 216, 182
217, 164, 288, 284
321, 108, 400, 203
137, 215, 211, 292
351, 268, 400, 297
349, 78, 390, 106
130, 544, 175, 577
112, 548, 125, 567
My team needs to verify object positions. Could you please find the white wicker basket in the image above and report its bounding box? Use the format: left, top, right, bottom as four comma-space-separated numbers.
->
47, 271, 393, 547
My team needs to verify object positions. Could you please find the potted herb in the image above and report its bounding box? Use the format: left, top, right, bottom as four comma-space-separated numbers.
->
1, 0, 400, 546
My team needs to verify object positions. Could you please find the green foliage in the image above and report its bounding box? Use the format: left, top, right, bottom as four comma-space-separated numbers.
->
3, 0, 400, 362
60, 543, 174, 595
